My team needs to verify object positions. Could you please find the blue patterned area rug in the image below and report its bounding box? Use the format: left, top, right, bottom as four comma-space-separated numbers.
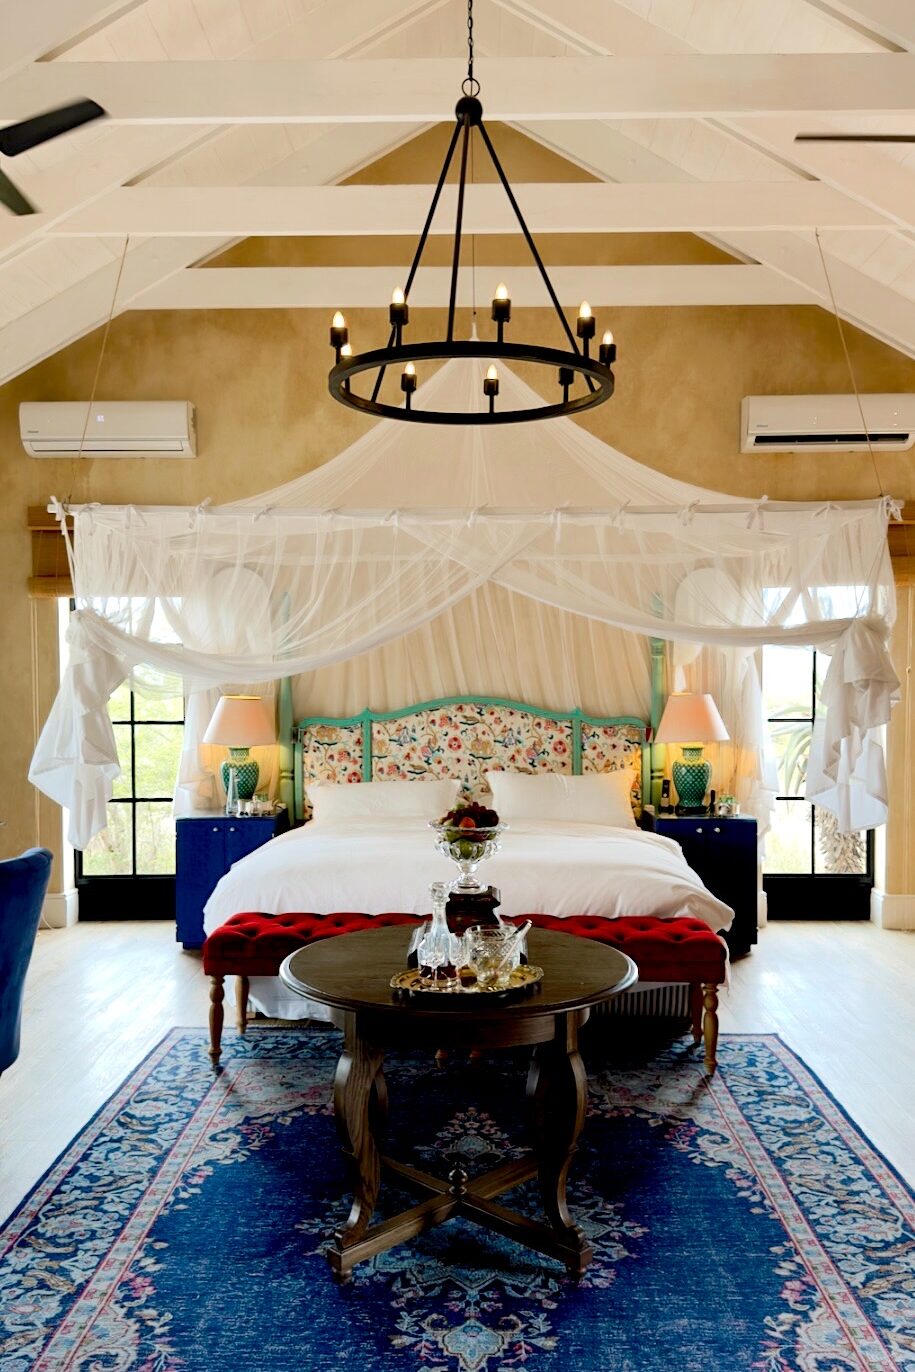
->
1, 1030, 913, 1372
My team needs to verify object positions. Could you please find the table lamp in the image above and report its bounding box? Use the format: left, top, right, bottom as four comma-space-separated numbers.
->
654, 693, 729, 814
203, 695, 276, 807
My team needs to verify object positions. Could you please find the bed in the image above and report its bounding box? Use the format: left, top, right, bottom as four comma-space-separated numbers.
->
202, 696, 734, 1020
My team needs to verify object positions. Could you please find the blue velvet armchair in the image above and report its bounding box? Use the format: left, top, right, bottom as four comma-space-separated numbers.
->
0, 848, 52, 1076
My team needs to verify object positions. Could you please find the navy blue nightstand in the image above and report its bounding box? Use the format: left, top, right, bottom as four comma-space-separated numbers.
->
175, 809, 290, 949
640, 805, 758, 956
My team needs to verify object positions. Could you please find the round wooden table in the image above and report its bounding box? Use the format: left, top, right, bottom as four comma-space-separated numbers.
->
280, 925, 637, 1280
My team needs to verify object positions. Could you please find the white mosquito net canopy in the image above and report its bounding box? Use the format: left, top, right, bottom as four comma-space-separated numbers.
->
30, 355, 898, 847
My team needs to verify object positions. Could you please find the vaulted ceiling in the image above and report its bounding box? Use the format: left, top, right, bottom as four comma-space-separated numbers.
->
1, 0, 913, 385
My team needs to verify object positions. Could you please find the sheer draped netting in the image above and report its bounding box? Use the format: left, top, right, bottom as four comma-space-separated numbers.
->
30, 357, 898, 847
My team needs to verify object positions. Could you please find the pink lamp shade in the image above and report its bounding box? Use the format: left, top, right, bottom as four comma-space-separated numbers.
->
203, 695, 275, 747
654, 693, 729, 745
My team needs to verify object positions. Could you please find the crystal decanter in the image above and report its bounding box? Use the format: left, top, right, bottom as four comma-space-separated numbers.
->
415, 882, 463, 984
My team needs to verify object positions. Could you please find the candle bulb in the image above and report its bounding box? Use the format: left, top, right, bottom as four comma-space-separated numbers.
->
401, 360, 417, 409
389, 286, 409, 332
576, 300, 596, 353
491, 281, 511, 333
330, 309, 348, 355
483, 363, 500, 414
491, 281, 511, 343
599, 329, 617, 366
340, 342, 353, 358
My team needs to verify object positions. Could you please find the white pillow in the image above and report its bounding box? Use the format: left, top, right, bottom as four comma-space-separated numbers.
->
307, 777, 460, 825
485, 769, 636, 828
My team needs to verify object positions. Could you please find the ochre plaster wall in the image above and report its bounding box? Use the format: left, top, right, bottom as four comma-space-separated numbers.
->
1, 122, 914, 899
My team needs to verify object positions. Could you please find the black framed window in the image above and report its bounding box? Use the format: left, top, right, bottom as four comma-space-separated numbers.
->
762, 642, 873, 918
76, 677, 184, 919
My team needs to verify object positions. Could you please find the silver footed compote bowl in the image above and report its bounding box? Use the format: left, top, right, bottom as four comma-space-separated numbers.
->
430, 821, 506, 893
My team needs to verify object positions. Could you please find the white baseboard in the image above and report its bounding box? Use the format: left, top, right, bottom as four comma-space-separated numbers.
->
42, 888, 78, 929
757, 889, 768, 929
870, 889, 915, 930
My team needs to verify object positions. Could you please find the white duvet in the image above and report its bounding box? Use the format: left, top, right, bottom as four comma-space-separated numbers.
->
203, 817, 734, 936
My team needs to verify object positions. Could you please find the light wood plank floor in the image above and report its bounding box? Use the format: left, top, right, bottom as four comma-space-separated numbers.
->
1, 919, 913, 1221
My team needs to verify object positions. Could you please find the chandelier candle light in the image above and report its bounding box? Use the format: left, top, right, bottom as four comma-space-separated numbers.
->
203, 694, 276, 810
327, 0, 616, 425
654, 693, 730, 815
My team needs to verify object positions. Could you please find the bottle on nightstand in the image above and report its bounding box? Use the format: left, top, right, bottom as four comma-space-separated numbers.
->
659, 778, 673, 815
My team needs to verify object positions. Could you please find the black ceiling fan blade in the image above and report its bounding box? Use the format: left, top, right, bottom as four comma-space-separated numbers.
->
0, 166, 36, 215
795, 133, 915, 143
0, 99, 106, 158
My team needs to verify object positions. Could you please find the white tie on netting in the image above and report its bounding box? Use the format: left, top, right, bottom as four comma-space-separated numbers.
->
31, 356, 898, 846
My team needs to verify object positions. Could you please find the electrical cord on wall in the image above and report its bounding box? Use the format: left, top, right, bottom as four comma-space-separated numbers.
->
66, 234, 131, 505
814, 227, 888, 502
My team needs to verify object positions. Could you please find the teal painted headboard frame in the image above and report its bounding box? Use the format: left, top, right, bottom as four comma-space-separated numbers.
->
283, 693, 661, 825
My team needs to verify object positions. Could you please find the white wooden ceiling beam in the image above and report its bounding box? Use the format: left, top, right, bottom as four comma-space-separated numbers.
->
2, 55, 914, 123
733, 117, 915, 231
804, 0, 915, 48
43, 180, 890, 238
0, 238, 225, 385
498, 0, 915, 356
493, 0, 692, 55
0, 0, 143, 82
0, 122, 428, 385
529, 119, 915, 357
0, 0, 437, 381
0, 0, 436, 265
131, 264, 817, 310
502, 1, 915, 239
0, 128, 214, 263
524, 122, 915, 356
723, 228, 915, 357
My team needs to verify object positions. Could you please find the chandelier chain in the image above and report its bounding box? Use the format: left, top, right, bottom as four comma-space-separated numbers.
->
463, 0, 480, 96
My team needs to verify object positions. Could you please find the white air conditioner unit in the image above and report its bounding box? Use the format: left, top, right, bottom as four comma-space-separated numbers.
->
19, 401, 196, 457
741, 394, 915, 453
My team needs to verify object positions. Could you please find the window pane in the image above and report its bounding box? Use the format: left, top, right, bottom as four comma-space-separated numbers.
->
814, 808, 868, 875
763, 645, 813, 720
135, 803, 176, 875
81, 805, 133, 875
108, 680, 132, 722
768, 719, 811, 797
763, 799, 812, 875
134, 724, 182, 798
112, 724, 132, 799
134, 691, 183, 722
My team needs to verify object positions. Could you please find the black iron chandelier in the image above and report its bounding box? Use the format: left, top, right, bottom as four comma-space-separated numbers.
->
327, 0, 616, 426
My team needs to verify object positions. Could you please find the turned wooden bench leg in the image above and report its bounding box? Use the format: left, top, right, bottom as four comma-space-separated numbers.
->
690, 982, 703, 1047
209, 975, 225, 1065
236, 975, 250, 1035
702, 982, 719, 1076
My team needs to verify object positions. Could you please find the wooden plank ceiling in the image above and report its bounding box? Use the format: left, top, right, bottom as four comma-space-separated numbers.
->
0, 0, 911, 395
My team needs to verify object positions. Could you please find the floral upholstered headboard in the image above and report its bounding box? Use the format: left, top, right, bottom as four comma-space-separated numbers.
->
293, 696, 649, 824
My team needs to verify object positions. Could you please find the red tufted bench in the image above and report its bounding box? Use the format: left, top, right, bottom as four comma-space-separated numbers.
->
203, 912, 727, 1073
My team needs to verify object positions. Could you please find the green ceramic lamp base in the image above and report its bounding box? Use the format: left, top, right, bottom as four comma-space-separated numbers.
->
221, 747, 260, 801
671, 745, 711, 813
